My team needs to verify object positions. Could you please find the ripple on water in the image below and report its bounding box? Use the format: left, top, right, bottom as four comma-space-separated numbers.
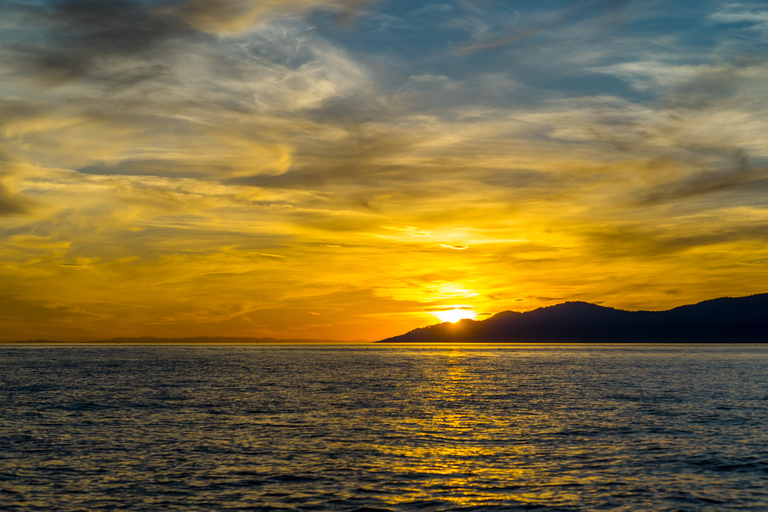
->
0, 344, 767, 511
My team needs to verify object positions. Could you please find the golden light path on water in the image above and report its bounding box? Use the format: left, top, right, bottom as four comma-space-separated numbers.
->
371, 347, 588, 508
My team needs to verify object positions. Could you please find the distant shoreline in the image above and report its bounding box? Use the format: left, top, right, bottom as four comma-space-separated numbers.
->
0, 337, 365, 345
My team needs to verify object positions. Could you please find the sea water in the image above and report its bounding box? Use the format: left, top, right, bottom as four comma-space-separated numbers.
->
1, 344, 767, 511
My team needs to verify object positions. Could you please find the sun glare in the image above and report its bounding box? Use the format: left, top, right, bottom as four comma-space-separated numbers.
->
435, 308, 477, 323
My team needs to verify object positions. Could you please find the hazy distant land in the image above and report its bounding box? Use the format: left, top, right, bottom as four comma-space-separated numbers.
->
4, 337, 348, 345
378, 293, 768, 343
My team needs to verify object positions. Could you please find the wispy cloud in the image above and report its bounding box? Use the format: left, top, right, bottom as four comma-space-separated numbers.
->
711, 4, 768, 35
461, 0, 631, 52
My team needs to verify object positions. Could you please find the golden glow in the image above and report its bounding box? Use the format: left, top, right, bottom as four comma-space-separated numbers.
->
367, 347, 587, 508
434, 308, 477, 323
0, 0, 767, 342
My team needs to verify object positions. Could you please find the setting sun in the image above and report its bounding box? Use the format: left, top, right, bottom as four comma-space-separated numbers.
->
434, 309, 477, 323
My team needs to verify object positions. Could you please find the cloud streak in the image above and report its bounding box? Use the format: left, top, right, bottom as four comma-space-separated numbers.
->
462, 0, 631, 52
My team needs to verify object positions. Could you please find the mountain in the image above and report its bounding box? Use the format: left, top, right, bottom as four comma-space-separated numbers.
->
378, 293, 768, 343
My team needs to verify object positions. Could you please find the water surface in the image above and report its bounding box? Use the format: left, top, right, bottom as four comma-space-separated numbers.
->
1, 344, 766, 511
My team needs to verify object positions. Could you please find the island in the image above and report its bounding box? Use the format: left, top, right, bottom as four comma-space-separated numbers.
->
378, 293, 768, 343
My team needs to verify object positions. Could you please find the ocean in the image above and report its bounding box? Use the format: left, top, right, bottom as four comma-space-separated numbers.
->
1, 344, 766, 511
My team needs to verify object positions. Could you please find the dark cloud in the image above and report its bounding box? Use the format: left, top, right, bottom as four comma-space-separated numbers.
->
0, 183, 30, 216
665, 224, 768, 251
635, 170, 768, 207
634, 143, 764, 206
5, 0, 197, 88
583, 221, 768, 260
0, 149, 33, 216
3, 0, 374, 90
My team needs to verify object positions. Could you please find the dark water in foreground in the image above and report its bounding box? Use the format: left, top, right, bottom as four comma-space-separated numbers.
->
1, 344, 767, 511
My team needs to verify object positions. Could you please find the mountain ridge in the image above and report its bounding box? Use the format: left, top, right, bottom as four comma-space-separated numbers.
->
378, 293, 768, 343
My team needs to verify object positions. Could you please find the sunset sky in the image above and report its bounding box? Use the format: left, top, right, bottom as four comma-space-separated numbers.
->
1, 0, 767, 341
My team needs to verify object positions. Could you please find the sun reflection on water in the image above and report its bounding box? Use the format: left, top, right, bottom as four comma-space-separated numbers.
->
369, 347, 576, 507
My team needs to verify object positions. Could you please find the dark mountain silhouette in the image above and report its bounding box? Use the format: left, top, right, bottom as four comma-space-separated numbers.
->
378, 293, 768, 343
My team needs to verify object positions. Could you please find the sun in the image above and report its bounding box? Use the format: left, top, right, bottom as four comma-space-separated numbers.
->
434, 308, 477, 323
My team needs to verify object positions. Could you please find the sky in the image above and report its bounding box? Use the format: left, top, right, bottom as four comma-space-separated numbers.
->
1, 0, 767, 341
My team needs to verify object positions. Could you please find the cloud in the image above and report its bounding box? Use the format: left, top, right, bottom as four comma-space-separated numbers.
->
4, 0, 193, 89
711, 5, 768, 35
634, 164, 767, 207
1, 0, 372, 89
0, 158, 35, 216
0, 2, 373, 186
461, 0, 631, 52
579, 216, 768, 260
169, 0, 371, 33
0, 182, 30, 216
423, 305, 474, 312
1, 0, 768, 341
